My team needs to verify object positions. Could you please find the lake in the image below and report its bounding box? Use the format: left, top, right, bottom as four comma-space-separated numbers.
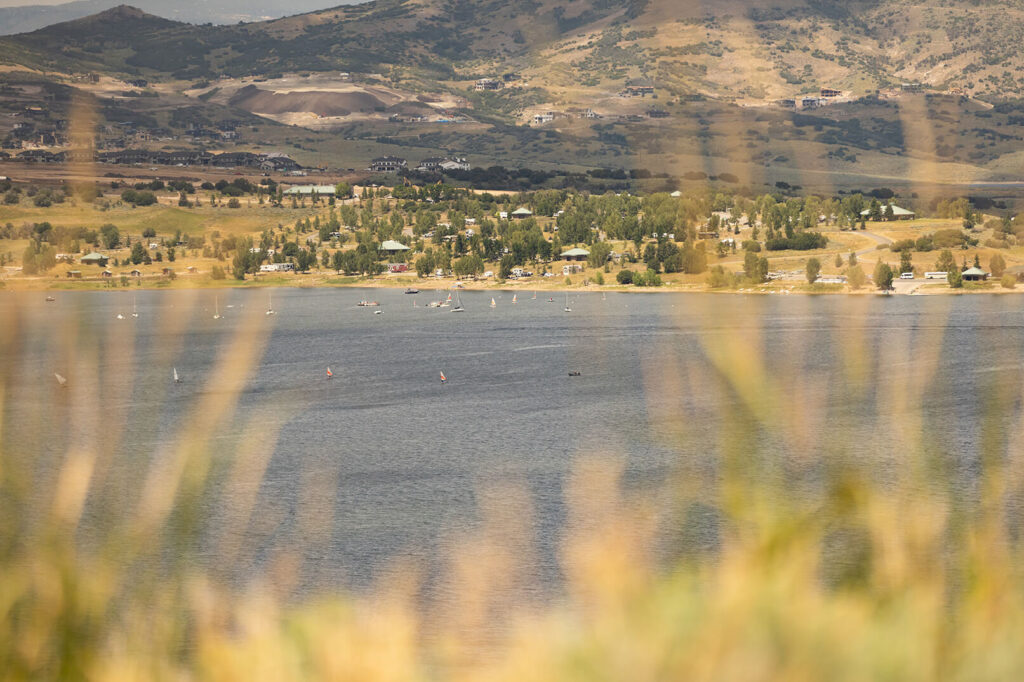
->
3, 287, 1022, 606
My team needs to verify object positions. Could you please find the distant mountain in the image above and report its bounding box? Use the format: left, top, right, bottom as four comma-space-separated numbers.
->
0, 0, 363, 35
3, 0, 1023, 101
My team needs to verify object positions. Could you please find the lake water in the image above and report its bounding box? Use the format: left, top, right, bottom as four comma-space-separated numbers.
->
3, 288, 1023, 605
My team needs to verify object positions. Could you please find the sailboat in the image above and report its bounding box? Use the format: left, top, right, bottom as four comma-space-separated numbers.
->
532, 291, 537, 300
173, 367, 182, 384
213, 297, 222, 320
116, 313, 125, 320
452, 289, 465, 312
512, 294, 517, 304
326, 367, 333, 380
440, 371, 447, 384
132, 296, 139, 318
440, 292, 452, 308
602, 292, 607, 301
490, 297, 497, 308
564, 291, 572, 313
54, 372, 67, 387
266, 290, 276, 316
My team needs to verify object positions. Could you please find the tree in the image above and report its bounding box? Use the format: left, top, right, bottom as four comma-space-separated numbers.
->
805, 257, 821, 284
616, 269, 634, 284
948, 268, 963, 288
847, 265, 866, 290
899, 250, 913, 274
100, 223, 120, 249
1001, 274, 1016, 289
834, 253, 843, 268
873, 261, 894, 290
130, 241, 147, 265
935, 249, 955, 274
990, 254, 1006, 277
848, 252, 857, 267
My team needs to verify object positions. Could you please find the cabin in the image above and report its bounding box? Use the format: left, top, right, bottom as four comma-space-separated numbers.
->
860, 204, 916, 221
510, 208, 533, 220
100, 270, 113, 278
162, 268, 174, 276
625, 79, 655, 97
962, 267, 989, 282
66, 270, 82, 279
379, 240, 411, 255
821, 88, 842, 98
129, 269, 142, 277
80, 252, 109, 267
561, 247, 590, 262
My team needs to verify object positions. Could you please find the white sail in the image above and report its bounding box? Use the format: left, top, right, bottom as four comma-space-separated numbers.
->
173, 367, 180, 383
54, 372, 67, 387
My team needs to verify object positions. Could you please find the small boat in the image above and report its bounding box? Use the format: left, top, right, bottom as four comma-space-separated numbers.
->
405, 288, 420, 294
532, 292, 537, 300
45, 296, 55, 302
374, 309, 383, 315
452, 289, 465, 312
213, 297, 222, 320
326, 367, 333, 380
173, 367, 182, 384
357, 300, 380, 307
490, 297, 496, 308
440, 371, 447, 384
266, 291, 276, 316
132, 296, 139, 318
602, 292, 606, 301
116, 313, 125, 320
568, 371, 581, 377
564, 291, 572, 313
548, 297, 554, 302
54, 372, 67, 387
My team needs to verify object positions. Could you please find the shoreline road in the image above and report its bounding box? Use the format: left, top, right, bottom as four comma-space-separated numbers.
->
855, 231, 895, 258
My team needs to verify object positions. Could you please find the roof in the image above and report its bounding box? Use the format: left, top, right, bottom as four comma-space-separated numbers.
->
860, 204, 915, 216
80, 252, 107, 260
284, 183, 335, 193
962, 267, 988, 277
510, 207, 533, 216
561, 248, 591, 257
379, 240, 410, 251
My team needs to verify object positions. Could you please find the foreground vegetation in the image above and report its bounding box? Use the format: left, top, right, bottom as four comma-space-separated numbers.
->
4, 296, 1024, 680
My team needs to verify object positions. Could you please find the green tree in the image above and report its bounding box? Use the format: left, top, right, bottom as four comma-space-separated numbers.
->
899, 250, 913, 274
935, 249, 956, 274
130, 241, 147, 265
100, 224, 120, 249
616, 269, 634, 285
805, 257, 821, 284
948, 268, 963, 288
848, 252, 857, 267
873, 261, 894, 290
834, 253, 843, 268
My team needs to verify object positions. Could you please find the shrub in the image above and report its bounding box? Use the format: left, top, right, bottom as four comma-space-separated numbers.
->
1001, 273, 1016, 289
210, 266, 226, 280
616, 269, 634, 284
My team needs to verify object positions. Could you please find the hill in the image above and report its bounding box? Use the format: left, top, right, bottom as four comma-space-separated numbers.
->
0, 0, 361, 36
1, 1, 1023, 191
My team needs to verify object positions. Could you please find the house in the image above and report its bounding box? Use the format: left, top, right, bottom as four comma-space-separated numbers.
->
820, 88, 842, 98
801, 97, 823, 109
860, 205, 916, 221
66, 270, 82, 278
962, 267, 989, 282
388, 263, 409, 273
80, 252, 109, 267
283, 185, 338, 196
510, 208, 533, 220
100, 270, 113, 278
259, 263, 295, 272
162, 267, 174, 276
369, 156, 407, 173
625, 79, 655, 96
417, 157, 446, 172
532, 112, 555, 125
379, 240, 411, 255
475, 78, 502, 91
129, 269, 142, 277
439, 158, 470, 171
561, 247, 590, 262
647, 109, 670, 119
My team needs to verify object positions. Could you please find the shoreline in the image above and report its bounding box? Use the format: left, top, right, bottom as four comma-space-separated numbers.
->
1, 274, 1012, 296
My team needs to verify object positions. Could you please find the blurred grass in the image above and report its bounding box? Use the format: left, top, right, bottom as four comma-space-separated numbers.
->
2, 293, 1024, 681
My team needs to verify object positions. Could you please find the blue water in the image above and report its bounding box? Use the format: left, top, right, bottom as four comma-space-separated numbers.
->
3, 288, 1022, 601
